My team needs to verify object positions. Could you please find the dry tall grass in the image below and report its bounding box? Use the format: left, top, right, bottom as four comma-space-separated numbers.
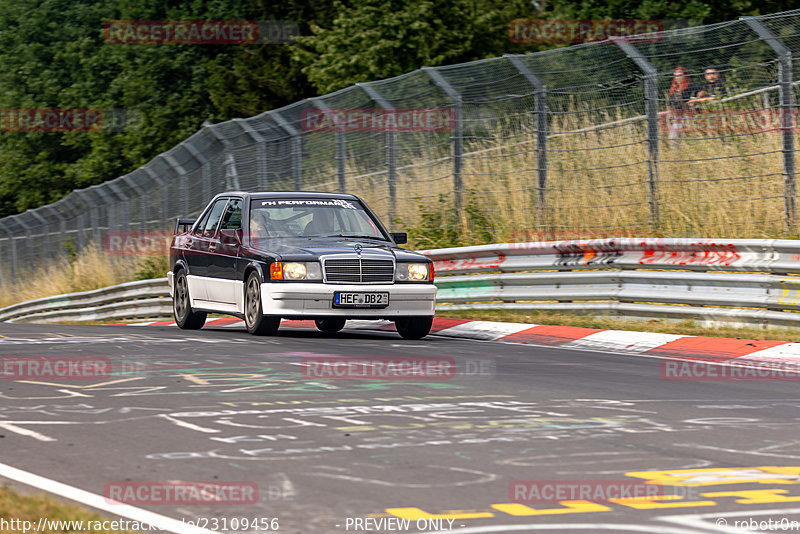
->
0, 244, 155, 308
0, 106, 791, 306
344, 109, 789, 247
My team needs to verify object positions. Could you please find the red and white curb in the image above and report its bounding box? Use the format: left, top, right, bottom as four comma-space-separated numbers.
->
119, 317, 800, 365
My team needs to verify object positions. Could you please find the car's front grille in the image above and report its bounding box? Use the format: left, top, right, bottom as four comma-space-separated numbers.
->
324, 258, 394, 283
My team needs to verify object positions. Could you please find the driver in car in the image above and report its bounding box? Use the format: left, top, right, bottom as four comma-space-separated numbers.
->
304, 208, 335, 236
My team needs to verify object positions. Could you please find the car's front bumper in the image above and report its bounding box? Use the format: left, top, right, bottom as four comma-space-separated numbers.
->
261, 282, 436, 318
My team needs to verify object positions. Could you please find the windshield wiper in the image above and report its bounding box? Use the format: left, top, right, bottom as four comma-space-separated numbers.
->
322, 234, 388, 241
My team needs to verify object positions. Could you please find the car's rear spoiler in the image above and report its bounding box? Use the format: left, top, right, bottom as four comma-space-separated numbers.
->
175, 218, 195, 234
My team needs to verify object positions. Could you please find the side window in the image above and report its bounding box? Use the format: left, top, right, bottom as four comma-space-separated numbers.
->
192, 206, 213, 235
202, 199, 229, 237
219, 199, 242, 230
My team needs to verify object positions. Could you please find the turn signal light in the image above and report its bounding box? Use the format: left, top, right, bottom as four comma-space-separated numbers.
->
270, 262, 283, 280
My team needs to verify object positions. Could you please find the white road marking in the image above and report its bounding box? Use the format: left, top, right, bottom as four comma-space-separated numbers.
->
0, 422, 56, 442
435, 321, 535, 341
158, 414, 221, 433
562, 330, 686, 353
0, 462, 219, 534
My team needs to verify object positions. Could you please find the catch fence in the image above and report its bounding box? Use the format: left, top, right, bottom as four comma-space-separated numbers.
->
3, 11, 800, 285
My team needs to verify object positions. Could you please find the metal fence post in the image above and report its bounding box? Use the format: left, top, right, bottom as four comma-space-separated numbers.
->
120, 175, 148, 232
182, 143, 210, 208
269, 111, 303, 190
163, 154, 190, 217
310, 98, 347, 193
88, 186, 111, 246
205, 126, 242, 193
423, 67, 463, 212
0, 221, 15, 282
743, 16, 797, 234
234, 118, 268, 189
506, 55, 548, 229
106, 182, 132, 232
357, 82, 397, 222
613, 38, 661, 231
142, 167, 168, 230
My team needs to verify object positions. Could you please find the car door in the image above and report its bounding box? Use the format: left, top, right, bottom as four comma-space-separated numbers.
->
182, 203, 213, 302
206, 198, 242, 307
192, 198, 229, 305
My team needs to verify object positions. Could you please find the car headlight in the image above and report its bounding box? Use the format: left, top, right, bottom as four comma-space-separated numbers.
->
395, 262, 430, 282
272, 262, 322, 280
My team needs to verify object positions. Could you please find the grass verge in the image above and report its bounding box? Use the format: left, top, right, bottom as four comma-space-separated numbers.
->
0, 484, 135, 533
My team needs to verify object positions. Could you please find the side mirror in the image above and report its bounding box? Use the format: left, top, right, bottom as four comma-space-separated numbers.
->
175, 218, 196, 234
391, 232, 408, 244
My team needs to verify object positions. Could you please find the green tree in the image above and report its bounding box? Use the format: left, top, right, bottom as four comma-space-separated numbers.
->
293, 0, 531, 94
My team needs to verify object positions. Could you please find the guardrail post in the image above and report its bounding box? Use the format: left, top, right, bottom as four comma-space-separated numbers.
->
613, 38, 661, 231
423, 67, 463, 213
743, 17, 797, 234
506, 55, 548, 230
358, 82, 397, 222
269, 111, 303, 190
310, 98, 347, 193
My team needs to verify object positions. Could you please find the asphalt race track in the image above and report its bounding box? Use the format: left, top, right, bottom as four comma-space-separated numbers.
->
2, 321, 800, 533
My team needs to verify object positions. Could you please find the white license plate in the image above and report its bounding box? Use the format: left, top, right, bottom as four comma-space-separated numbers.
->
333, 292, 389, 308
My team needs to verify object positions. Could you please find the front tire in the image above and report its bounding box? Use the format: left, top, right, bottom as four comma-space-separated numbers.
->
395, 316, 433, 340
244, 272, 280, 336
315, 318, 346, 334
173, 270, 207, 330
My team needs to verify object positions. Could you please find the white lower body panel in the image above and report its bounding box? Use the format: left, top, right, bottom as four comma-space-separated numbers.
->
261, 282, 436, 317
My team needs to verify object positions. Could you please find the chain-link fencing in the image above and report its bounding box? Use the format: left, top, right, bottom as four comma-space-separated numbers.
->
2, 10, 800, 285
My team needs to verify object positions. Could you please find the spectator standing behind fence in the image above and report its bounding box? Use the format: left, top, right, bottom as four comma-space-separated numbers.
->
667, 66, 701, 141
689, 66, 727, 105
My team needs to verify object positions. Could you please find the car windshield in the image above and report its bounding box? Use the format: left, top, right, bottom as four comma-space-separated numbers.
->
249, 198, 388, 240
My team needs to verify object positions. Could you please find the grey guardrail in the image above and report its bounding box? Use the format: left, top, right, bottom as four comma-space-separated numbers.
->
0, 278, 171, 324
3, 237, 800, 327
421, 237, 800, 329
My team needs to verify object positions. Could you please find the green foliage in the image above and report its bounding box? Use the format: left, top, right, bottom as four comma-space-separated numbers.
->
133, 254, 169, 280
293, 0, 532, 94
63, 236, 78, 265
400, 192, 494, 250
0, 0, 791, 220
0, 0, 329, 218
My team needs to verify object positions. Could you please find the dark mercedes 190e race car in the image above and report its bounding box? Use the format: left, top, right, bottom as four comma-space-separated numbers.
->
167, 192, 437, 339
